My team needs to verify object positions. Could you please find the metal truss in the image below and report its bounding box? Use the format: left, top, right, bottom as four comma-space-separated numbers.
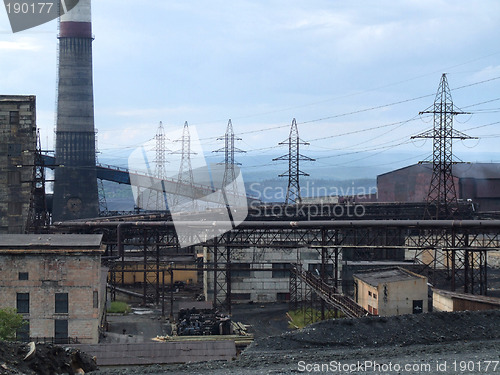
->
53, 220, 500, 313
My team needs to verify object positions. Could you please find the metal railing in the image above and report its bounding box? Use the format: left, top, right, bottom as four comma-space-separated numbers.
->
291, 264, 370, 318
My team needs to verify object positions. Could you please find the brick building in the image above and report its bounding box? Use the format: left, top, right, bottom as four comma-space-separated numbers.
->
0, 95, 37, 234
0, 234, 106, 344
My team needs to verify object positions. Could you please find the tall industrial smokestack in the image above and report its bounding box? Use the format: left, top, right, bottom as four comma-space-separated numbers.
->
53, 0, 98, 220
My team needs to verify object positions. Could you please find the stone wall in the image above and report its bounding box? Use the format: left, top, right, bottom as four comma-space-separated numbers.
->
0, 252, 102, 343
0, 95, 36, 234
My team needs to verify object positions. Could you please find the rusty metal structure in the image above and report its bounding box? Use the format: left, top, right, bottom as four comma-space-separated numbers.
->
27, 130, 50, 232
52, 218, 500, 323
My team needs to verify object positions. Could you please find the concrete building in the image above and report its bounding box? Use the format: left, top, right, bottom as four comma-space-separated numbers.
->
52, 0, 99, 221
377, 163, 500, 212
0, 95, 37, 234
204, 247, 325, 303
0, 234, 106, 344
353, 267, 428, 316
432, 288, 500, 312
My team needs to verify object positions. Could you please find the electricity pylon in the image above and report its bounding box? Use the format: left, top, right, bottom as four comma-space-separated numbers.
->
273, 118, 315, 204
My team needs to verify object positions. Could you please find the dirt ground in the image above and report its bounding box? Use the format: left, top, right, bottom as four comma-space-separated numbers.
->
91, 309, 500, 375
0, 342, 97, 375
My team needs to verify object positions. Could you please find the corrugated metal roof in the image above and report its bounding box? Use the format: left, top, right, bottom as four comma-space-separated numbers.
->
0, 234, 103, 248
353, 267, 424, 287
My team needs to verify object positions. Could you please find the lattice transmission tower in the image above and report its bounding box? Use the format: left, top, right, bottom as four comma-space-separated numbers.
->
273, 118, 315, 204
411, 73, 475, 219
214, 119, 245, 190
147, 121, 168, 210
172, 121, 196, 208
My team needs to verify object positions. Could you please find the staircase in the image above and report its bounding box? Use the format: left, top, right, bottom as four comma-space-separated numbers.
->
291, 264, 370, 318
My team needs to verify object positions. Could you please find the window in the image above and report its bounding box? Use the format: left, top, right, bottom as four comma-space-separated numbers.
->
307, 263, 334, 276
55, 293, 68, 314
368, 291, 372, 297
93, 291, 99, 309
9, 111, 19, 125
18, 272, 28, 280
7, 171, 21, 185
231, 293, 251, 301
373, 293, 377, 299
54, 320, 68, 344
272, 263, 291, 278
230, 263, 251, 278
16, 293, 29, 314
7, 143, 21, 157
367, 305, 373, 314
277, 293, 290, 302
373, 307, 379, 316
8, 202, 22, 215
16, 320, 29, 342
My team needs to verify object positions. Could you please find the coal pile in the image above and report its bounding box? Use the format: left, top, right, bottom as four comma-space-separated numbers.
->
0, 341, 97, 375
248, 309, 500, 352
177, 308, 232, 336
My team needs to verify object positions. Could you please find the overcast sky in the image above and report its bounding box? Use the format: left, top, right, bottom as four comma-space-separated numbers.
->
1, 0, 500, 177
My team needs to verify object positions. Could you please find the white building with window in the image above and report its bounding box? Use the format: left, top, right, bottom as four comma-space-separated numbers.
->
0, 234, 106, 344
204, 246, 326, 303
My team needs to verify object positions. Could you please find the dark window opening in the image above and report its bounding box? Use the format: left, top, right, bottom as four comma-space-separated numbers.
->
55, 293, 68, 314
18, 272, 28, 280
272, 263, 291, 278
277, 292, 290, 301
8, 202, 22, 215
7, 171, 21, 185
231, 293, 251, 301
230, 263, 251, 278
16, 320, 29, 342
7, 143, 21, 157
93, 291, 98, 309
307, 263, 334, 277
9, 111, 19, 125
16, 293, 29, 314
54, 320, 68, 344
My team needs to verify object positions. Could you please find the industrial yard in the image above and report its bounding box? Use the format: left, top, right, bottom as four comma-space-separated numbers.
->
90, 309, 500, 374
2, 1, 500, 374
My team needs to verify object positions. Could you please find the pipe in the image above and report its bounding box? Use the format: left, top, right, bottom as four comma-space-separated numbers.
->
54, 219, 500, 229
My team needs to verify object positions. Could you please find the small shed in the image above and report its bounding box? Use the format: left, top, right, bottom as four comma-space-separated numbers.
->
353, 267, 428, 316
433, 288, 500, 312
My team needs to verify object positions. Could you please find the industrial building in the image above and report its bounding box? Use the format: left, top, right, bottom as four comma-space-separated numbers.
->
0, 234, 106, 344
377, 163, 500, 212
204, 247, 324, 303
353, 267, 428, 316
432, 288, 500, 312
0, 95, 37, 234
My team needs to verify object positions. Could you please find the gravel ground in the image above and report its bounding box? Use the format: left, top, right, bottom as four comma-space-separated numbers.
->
91, 309, 500, 375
